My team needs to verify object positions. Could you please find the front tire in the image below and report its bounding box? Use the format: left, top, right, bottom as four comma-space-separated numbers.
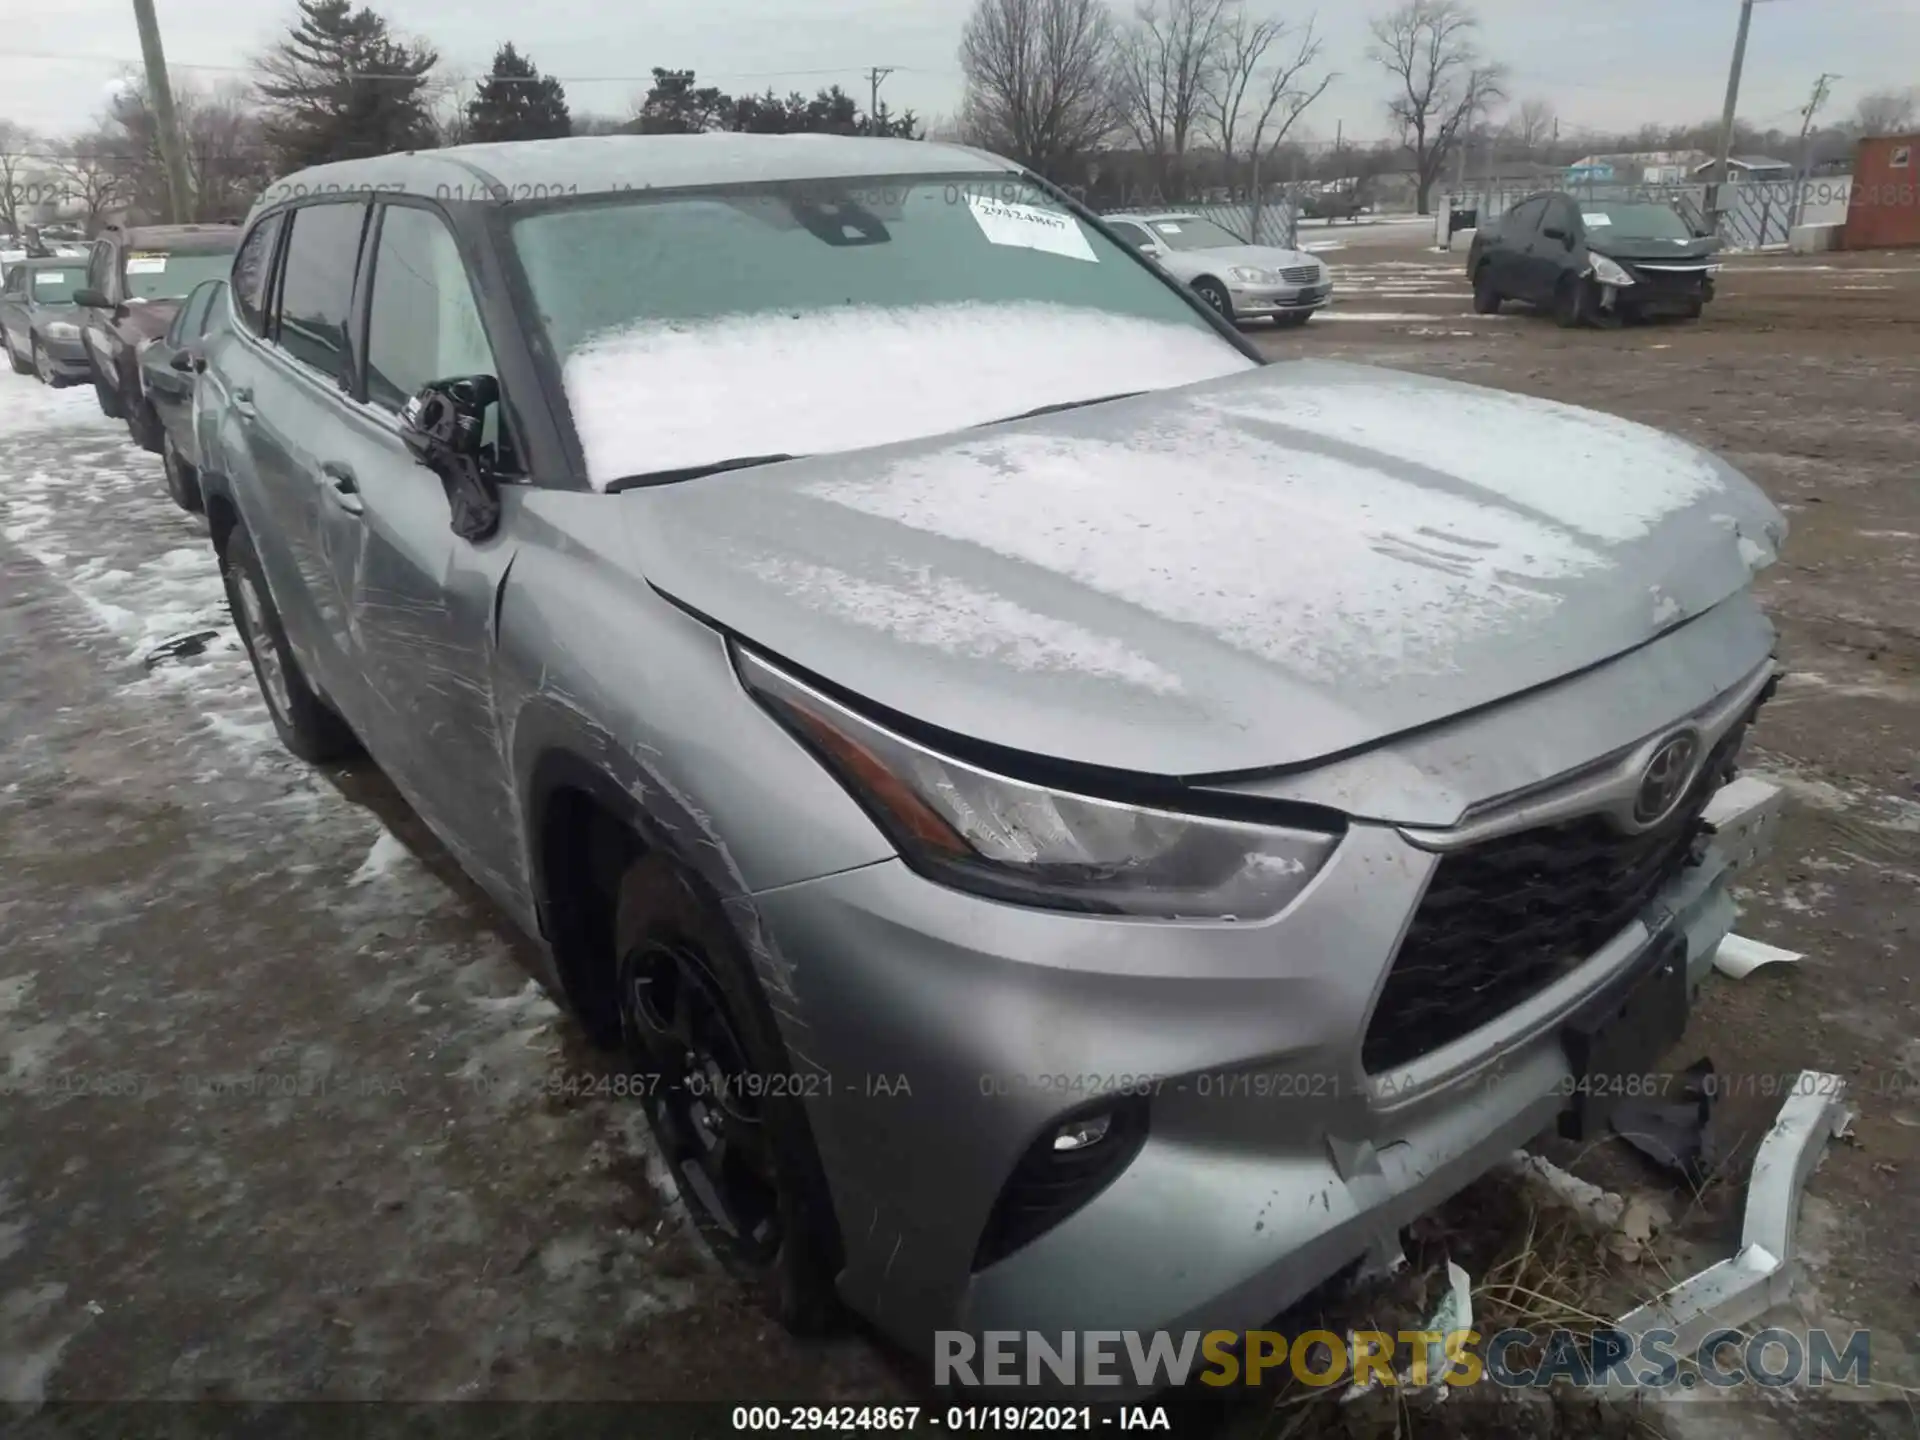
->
32, 339, 61, 387
1472, 265, 1503, 314
130, 395, 165, 454
1554, 275, 1594, 329
6, 333, 31, 374
1273, 311, 1311, 328
163, 433, 203, 513
221, 527, 358, 764
613, 854, 842, 1333
1192, 278, 1233, 323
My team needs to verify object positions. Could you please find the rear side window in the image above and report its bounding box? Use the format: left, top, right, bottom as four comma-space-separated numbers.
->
232, 214, 282, 335
273, 202, 367, 382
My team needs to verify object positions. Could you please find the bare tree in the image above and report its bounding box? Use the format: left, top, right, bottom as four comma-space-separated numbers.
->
1206, 14, 1331, 194
1851, 87, 1916, 137
0, 121, 46, 238
1367, 0, 1505, 213
110, 78, 274, 222
959, 0, 1118, 182
56, 131, 135, 235
1112, 0, 1236, 201
1506, 96, 1555, 159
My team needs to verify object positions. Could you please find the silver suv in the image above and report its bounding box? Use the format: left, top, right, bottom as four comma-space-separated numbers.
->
195, 135, 1789, 1366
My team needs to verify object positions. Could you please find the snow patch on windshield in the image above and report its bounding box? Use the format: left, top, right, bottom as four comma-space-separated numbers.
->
1193, 369, 1725, 542
804, 416, 1616, 682
562, 302, 1253, 488
743, 554, 1185, 695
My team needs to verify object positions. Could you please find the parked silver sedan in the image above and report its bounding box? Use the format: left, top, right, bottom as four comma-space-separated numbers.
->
0, 256, 91, 385
1103, 211, 1333, 325
191, 134, 1789, 1380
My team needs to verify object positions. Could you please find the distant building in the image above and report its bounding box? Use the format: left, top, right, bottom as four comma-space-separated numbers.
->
1567, 150, 1714, 184
1689, 155, 1796, 181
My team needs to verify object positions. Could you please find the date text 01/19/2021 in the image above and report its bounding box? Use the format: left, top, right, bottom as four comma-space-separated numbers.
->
729, 1405, 1176, 1432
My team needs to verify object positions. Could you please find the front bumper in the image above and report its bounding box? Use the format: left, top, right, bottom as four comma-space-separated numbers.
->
36, 333, 90, 377
750, 765, 1784, 1372
1230, 280, 1331, 316
1603, 269, 1717, 316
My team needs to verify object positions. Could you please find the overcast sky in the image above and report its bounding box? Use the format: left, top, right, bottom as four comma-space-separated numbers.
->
4, 0, 1917, 151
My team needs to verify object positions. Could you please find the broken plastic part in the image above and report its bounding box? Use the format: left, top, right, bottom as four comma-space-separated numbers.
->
1610, 1071, 1851, 1362
400, 375, 502, 542
1610, 1056, 1716, 1185
1711, 932, 1804, 979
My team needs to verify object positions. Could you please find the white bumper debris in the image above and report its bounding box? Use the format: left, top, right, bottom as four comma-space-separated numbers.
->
1611, 1072, 1853, 1359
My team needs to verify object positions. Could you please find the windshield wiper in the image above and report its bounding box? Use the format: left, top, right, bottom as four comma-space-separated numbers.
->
976, 391, 1145, 428
606, 453, 800, 491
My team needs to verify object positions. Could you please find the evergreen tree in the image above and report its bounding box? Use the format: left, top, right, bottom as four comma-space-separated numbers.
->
466, 43, 571, 143
630, 69, 730, 134
257, 0, 438, 172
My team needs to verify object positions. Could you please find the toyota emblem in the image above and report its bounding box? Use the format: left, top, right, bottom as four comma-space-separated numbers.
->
1633, 732, 1702, 827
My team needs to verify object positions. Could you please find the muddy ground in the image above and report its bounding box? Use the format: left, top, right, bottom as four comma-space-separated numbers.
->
2, 241, 1916, 1436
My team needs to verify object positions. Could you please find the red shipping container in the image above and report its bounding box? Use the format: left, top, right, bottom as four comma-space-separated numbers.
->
1843, 133, 1920, 250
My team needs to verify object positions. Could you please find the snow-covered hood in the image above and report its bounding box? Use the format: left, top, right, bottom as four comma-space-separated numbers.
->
625, 360, 1786, 777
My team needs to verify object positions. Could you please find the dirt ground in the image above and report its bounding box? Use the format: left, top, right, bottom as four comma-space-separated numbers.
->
2, 239, 1916, 1435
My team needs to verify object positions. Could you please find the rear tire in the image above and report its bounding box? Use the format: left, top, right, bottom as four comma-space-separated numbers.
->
91, 360, 124, 419
221, 527, 359, 764
1472, 265, 1503, 314
613, 853, 842, 1334
1192, 278, 1233, 323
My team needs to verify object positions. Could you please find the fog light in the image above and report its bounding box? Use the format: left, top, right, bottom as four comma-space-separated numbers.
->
1052, 1112, 1111, 1152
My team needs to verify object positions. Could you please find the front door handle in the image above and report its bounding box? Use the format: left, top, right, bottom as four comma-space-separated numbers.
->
231, 386, 255, 419
320, 460, 363, 515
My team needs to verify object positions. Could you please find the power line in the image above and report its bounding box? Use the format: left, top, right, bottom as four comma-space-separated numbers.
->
0, 47, 959, 85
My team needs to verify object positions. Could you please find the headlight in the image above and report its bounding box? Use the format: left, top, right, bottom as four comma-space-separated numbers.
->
1229, 266, 1277, 284
1589, 253, 1635, 286
737, 649, 1342, 919
43, 320, 78, 339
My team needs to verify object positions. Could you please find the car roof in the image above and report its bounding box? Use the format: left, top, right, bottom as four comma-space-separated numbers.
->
109, 223, 241, 248
254, 134, 1020, 215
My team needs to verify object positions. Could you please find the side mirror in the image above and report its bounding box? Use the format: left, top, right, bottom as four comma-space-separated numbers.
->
401, 375, 503, 543
1541, 225, 1567, 242
71, 287, 111, 309
170, 347, 204, 374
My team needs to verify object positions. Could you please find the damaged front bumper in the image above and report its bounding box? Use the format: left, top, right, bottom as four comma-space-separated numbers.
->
753, 753, 1789, 1377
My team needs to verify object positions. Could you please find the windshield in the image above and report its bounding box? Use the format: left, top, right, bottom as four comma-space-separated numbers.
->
1144, 216, 1244, 251
27, 266, 84, 304
511, 174, 1253, 487
124, 249, 234, 302
1581, 203, 1695, 242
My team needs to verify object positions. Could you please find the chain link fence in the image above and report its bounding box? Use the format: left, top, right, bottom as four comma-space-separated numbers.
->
1443, 176, 1855, 252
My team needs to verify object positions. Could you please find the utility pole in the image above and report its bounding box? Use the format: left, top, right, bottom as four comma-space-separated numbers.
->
866, 66, 895, 136
131, 0, 192, 223
1709, 0, 1758, 226
1791, 71, 1836, 227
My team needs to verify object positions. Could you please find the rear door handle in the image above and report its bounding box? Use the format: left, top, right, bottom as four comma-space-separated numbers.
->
320, 460, 363, 515
231, 386, 255, 419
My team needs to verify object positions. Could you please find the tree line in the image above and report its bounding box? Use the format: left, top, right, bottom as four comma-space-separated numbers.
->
0, 0, 921, 234
954, 0, 1917, 213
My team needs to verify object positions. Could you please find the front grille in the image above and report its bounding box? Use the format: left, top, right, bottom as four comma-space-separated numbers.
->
1361, 709, 1758, 1076
1279, 264, 1320, 285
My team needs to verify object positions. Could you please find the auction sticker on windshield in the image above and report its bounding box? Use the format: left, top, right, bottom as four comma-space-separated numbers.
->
1583, 213, 1613, 226
125, 254, 169, 274
967, 195, 1097, 262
